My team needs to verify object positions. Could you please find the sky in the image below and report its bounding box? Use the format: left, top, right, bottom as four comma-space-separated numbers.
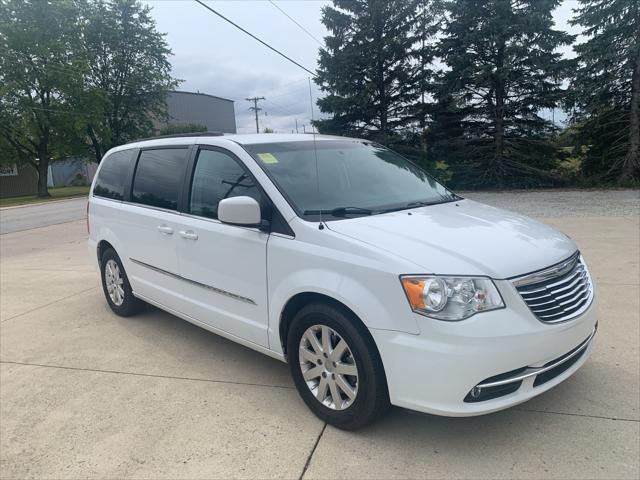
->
144, 0, 583, 134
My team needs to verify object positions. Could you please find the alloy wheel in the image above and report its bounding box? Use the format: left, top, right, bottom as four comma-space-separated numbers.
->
298, 325, 359, 410
104, 259, 125, 306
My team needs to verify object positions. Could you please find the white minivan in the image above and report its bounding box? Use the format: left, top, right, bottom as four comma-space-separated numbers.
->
88, 133, 597, 429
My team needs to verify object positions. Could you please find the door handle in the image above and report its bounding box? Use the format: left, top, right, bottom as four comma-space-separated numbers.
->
157, 225, 174, 235
179, 230, 198, 240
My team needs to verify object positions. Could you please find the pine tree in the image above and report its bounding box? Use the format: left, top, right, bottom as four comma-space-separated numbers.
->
439, 0, 573, 187
568, 0, 640, 183
409, 0, 443, 150
315, 0, 419, 143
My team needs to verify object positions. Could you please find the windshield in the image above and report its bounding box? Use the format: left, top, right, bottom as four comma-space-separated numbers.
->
244, 139, 458, 220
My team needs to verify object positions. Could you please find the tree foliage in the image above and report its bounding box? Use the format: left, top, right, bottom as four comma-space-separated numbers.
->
0, 0, 178, 197
316, 0, 586, 189
79, 0, 179, 162
159, 123, 208, 136
567, 0, 640, 183
439, 0, 574, 188
0, 0, 85, 196
315, 0, 420, 143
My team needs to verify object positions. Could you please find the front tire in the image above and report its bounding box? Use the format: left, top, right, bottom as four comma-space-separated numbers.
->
100, 248, 144, 317
287, 302, 390, 430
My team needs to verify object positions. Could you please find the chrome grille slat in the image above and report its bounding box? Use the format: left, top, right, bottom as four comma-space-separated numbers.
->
554, 277, 589, 301
531, 303, 564, 314
558, 289, 590, 307
527, 297, 558, 308
538, 296, 590, 320
548, 271, 587, 297
512, 254, 594, 324
519, 266, 585, 295
537, 293, 590, 318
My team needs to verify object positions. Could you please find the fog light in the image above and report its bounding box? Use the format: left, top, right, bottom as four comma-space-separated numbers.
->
470, 386, 482, 399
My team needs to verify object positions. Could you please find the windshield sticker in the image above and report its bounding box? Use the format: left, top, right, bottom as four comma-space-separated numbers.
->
257, 153, 278, 164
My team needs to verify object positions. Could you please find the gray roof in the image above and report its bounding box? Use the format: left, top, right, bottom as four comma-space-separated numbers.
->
169, 90, 235, 103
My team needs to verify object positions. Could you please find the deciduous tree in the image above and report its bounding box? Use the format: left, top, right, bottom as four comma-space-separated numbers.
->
0, 0, 85, 197
78, 0, 180, 161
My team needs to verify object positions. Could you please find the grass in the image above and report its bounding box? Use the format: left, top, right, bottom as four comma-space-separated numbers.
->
0, 185, 90, 208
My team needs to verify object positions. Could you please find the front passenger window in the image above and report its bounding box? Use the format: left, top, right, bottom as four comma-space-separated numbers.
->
189, 149, 262, 220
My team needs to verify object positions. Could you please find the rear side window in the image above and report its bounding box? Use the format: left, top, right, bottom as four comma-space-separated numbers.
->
132, 148, 187, 211
189, 149, 262, 220
93, 150, 132, 200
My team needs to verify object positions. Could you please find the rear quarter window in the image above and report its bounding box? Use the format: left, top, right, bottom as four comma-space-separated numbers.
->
92, 150, 133, 200
131, 148, 187, 211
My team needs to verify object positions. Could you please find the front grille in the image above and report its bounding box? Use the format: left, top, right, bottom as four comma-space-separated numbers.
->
512, 252, 594, 323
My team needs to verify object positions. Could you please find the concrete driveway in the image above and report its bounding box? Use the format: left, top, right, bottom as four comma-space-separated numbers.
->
1, 190, 639, 479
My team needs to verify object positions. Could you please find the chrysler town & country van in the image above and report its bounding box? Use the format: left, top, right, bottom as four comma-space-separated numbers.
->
87, 133, 597, 429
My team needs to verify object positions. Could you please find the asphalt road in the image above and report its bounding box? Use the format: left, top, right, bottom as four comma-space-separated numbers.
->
0, 197, 87, 235
0, 190, 638, 479
1, 189, 638, 236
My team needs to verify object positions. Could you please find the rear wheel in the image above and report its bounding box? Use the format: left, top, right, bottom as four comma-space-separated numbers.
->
100, 248, 144, 316
287, 302, 390, 430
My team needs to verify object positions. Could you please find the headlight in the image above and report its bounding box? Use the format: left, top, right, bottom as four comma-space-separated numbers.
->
400, 275, 504, 321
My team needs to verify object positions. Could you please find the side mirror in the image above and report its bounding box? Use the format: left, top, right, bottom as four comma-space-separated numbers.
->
218, 196, 262, 227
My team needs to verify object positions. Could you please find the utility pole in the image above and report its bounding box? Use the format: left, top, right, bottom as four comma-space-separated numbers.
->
246, 96, 265, 133
295, 119, 299, 133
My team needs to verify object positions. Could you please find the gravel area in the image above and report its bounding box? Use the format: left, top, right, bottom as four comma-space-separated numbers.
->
460, 189, 640, 217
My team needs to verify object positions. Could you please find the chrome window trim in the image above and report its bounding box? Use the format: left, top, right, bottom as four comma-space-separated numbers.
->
90, 194, 124, 204
121, 200, 180, 215
129, 258, 257, 305
178, 212, 265, 233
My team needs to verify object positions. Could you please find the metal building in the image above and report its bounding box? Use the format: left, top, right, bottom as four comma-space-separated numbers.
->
161, 91, 237, 134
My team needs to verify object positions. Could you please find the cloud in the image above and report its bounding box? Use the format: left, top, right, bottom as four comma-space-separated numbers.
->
147, 0, 580, 133
146, 0, 328, 133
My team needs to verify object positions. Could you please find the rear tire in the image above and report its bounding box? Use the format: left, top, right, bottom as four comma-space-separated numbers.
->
100, 248, 144, 317
287, 302, 390, 430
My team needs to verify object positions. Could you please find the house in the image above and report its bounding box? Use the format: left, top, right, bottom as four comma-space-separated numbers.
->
0, 164, 38, 198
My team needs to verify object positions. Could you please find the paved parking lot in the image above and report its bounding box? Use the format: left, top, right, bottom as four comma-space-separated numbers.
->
1, 190, 639, 479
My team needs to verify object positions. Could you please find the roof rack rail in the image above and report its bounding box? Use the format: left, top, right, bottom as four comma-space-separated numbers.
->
126, 131, 224, 144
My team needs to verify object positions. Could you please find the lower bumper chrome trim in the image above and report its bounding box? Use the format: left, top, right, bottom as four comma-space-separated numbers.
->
477, 325, 596, 389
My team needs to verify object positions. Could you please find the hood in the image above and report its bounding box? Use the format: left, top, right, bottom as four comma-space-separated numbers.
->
326, 199, 577, 279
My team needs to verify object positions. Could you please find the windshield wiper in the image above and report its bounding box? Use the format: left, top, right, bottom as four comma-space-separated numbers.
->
303, 206, 374, 217
378, 197, 457, 214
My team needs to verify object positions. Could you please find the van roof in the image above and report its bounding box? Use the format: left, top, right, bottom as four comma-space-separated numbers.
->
122, 133, 359, 149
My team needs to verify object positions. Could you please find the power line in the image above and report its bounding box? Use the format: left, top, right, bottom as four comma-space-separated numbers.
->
268, 1, 324, 47
264, 98, 302, 116
268, 83, 313, 100
193, 0, 316, 77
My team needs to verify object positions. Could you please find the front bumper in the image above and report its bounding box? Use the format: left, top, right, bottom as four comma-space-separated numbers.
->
370, 279, 598, 416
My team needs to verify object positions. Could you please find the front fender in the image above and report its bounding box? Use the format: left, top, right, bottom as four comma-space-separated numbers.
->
266, 237, 421, 355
